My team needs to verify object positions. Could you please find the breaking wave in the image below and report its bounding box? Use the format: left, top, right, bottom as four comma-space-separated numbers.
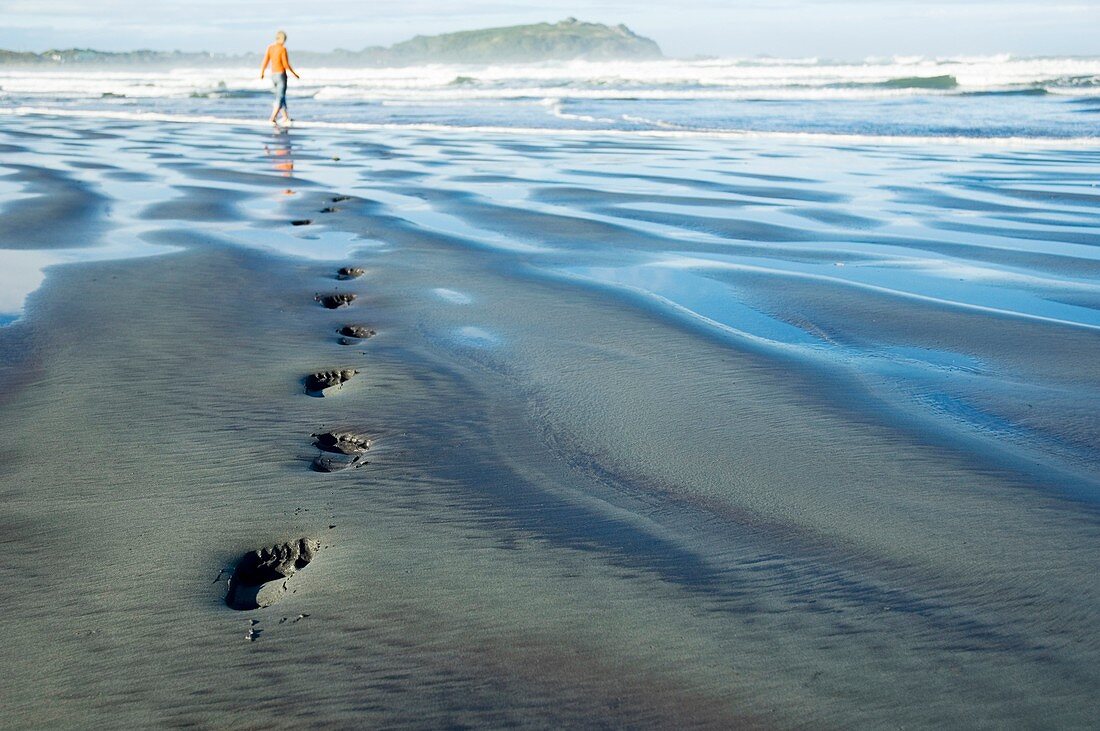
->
1, 55, 1097, 139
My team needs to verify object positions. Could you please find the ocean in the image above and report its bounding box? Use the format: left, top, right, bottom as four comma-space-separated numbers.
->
2, 54, 1099, 139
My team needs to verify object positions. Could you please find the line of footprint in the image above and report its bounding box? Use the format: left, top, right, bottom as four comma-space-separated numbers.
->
224, 195, 375, 624
308, 260, 375, 473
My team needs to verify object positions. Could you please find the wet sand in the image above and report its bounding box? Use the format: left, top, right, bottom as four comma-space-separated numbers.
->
0, 115, 1098, 729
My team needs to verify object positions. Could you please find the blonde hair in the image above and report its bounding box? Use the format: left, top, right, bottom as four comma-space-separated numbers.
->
276, 30, 287, 42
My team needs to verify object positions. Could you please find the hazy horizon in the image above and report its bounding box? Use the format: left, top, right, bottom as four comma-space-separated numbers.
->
1, 1, 1098, 59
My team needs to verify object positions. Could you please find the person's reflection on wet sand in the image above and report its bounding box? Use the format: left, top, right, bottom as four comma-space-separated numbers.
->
264, 130, 294, 177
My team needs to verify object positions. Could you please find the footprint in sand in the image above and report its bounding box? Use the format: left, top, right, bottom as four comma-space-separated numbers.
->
338, 324, 376, 345
225, 538, 319, 611
316, 292, 357, 309
291, 219, 313, 226
309, 430, 372, 472
305, 368, 358, 396
336, 266, 365, 280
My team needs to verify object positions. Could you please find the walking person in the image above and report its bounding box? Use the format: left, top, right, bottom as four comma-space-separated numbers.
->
260, 30, 299, 126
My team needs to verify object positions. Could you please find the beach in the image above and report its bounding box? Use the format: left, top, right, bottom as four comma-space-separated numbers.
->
1, 106, 1099, 728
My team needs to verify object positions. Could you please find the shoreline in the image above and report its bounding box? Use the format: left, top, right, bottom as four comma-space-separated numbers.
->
5, 106, 1100, 147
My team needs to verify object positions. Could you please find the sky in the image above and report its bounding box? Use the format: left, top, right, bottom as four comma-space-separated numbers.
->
0, 0, 1097, 58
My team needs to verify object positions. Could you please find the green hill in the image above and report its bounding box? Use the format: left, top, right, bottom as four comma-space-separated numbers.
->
383, 19, 663, 64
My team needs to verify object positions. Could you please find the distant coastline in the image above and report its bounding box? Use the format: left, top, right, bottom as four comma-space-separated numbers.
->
0, 18, 663, 67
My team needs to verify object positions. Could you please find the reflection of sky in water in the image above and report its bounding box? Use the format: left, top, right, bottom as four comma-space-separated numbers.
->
667, 253, 1100, 330
1, 116, 1098, 504
432, 288, 472, 304
563, 263, 821, 351
0, 243, 178, 324
230, 226, 388, 261
566, 246, 1100, 356
560, 256, 1100, 480
4, 118, 1098, 425
360, 187, 553, 254
0, 174, 34, 209
0, 251, 47, 317
452, 326, 501, 348
563, 247, 1099, 372
0, 125, 380, 323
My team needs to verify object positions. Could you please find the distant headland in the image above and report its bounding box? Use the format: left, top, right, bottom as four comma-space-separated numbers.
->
0, 19, 664, 67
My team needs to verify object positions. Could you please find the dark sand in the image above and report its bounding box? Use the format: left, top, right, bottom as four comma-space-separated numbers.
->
0, 115, 1098, 729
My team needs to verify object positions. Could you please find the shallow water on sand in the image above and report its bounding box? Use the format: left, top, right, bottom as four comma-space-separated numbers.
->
0, 114, 1098, 728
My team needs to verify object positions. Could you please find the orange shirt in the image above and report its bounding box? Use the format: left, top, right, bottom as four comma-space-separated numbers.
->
262, 43, 291, 74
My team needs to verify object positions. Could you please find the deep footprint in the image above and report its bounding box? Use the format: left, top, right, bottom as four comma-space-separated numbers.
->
339, 324, 376, 341
337, 267, 365, 280
310, 431, 371, 472
316, 293, 357, 309
305, 369, 359, 395
225, 538, 319, 610
313, 430, 372, 454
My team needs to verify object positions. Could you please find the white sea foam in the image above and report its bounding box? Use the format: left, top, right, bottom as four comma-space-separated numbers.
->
1, 55, 1096, 140
4, 106, 1097, 148
1, 56, 1097, 101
